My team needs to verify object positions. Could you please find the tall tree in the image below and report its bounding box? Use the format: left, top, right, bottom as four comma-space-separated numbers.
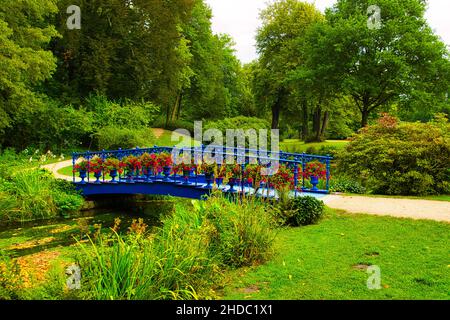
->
181, 0, 243, 121
304, 0, 450, 127
0, 0, 59, 141
256, 0, 324, 129
51, 0, 194, 111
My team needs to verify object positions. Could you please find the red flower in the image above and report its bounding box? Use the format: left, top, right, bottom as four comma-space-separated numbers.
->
303, 161, 327, 179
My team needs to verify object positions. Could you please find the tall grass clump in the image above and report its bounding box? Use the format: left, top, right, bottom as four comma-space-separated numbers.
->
0, 168, 83, 223
77, 212, 218, 300
198, 194, 276, 267
76, 194, 276, 300
77, 224, 157, 300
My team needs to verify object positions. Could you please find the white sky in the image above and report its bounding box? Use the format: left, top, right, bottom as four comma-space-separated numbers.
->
205, 0, 450, 63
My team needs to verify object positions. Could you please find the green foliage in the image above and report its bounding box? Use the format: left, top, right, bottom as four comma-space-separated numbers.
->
94, 127, 156, 150
52, 0, 194, 106
152, 117, 195, 135
256, 0, 324, 129
197, 194, 276, 268
205, 117, 270, 134
86, 95, 160, 129
77, 207, 216, 300
338, 115, 450, 195
77, 194, 275, 300
304, 0, 450, 127
0, 151, 84, 223
0, 0, 59, 139
330, 176, 366, 194
274, 196, 325, 227
181, 2, 248, 120
8, 99, 92, 150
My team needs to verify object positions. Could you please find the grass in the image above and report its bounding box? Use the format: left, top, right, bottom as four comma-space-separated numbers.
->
222, 208, 450, 300
152, 129, 201, 148
280, 140, 349, 153
1, 204, 449, 300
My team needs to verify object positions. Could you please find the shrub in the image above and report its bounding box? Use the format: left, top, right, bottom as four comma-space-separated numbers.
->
77, 208, 218, 300
330, 176, 366, 194
93, 126, 155, 150
0, 167, 83, 223
205, 116, 270, 133
337, 114, 450, 196
291, 196, 325, 226
4, 99, 93, 151
274, 196, 325, 227
86, 95, 160, 129
152, 117, 195, 135
198, 194, 275, 268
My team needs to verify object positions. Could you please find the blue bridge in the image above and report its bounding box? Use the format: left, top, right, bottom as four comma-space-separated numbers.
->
72, 146, 333, 200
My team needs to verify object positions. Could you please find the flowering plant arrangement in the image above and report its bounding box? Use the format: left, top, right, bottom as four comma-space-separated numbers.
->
244, 164, 263, 187
140, 153, 157, 168
303, 161, 326, 179
217, 164, 229, 178
173, 161, 196, 175
122, 155, 142, 174
89, 156, 104, 174
229, 164, 242, 179
200, 162, 216, 175
104, 158, 124, 174
269, 164, 295, 191
156, 152, 173, 168
73, 158, 89, 173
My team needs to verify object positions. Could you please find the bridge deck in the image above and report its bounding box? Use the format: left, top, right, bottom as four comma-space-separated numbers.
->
76, 177, 328, 200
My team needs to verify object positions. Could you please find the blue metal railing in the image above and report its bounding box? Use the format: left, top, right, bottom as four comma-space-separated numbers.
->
72, 145, 333, 194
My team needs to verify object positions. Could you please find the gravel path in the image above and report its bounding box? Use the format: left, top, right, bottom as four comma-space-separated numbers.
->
41, 160, 74, 182
42, 161, 450, 223
323, 195, 450, 223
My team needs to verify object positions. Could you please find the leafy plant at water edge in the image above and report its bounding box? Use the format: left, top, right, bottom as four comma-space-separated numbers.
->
330, 176, 366, 194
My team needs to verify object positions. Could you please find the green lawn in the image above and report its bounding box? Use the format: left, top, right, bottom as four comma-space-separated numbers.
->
222, 209, 450, 300
280, 139, 349, 153
152, 129, 200, 147
58, 165, 81, 177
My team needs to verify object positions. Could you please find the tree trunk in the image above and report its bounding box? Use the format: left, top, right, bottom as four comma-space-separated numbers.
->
176, 92, 183, 120
361, 107, 370, 127
320, 111, 329, 137
312, 106, 321, 140
301, 99, 309, 140
165, 105, 171, 128
171, 91, 181, 121
271, 98, 281, 130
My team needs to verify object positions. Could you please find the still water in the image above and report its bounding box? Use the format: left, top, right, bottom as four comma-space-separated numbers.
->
0, 198, 178, 258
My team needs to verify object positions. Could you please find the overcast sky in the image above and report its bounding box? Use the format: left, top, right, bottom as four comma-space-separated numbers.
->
205, 0, 450, 63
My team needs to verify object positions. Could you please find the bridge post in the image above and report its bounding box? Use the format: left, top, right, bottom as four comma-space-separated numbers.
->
72, 153, 76, 183
302, 153, 306, 191
326, 157, 331, 193
87, 151, 92, 183
101, 150, 106, 183
294, 163, 298, 197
